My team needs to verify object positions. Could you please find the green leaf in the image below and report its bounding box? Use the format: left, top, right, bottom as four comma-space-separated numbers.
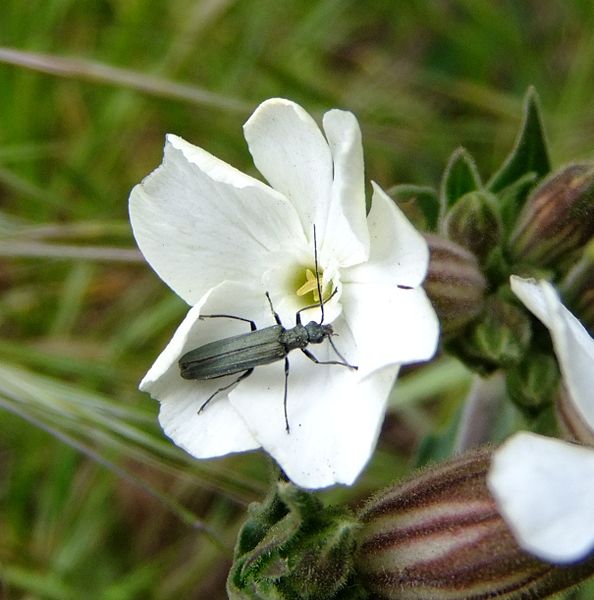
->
497, 171, 539, 231
414, 404, 464, 468
440, 147, 483, 211
487, 87, 551, 193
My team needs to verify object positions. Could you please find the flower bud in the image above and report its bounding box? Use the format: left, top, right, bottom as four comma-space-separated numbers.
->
356, 447, 594, 600
443, 190, 502, 263
508, 164, 594, 267
423, 234, 487, 336
505, 352, 559, 413
227, 481, 360, 600
448, 295, 532, 374
560, 238, 594, 336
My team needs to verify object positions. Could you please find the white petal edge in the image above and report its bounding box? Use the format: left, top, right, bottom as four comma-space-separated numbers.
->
319, 109, 369, 267
510, 276, 594, 431
345, 183, 430, 287
488, 432, 594, 563
129, 134, 304, 305
243, 98, 333, 238
341, 283, 439, 376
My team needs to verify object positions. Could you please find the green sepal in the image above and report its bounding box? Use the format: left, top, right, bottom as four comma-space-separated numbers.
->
227, 480, 362, 600
487, 87, 551, 194
388, 184, 440, 231
439, 147, 482, 212
233, 482, 291, 559
505, 352, 560, 415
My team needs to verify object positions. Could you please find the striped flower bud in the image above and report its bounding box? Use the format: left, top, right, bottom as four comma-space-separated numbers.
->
356, 447, 594, 599
423, 234, 487, 336
508, 164, 594, 268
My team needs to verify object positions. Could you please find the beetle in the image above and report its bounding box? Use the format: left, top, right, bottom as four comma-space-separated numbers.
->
178, 228, 357, 433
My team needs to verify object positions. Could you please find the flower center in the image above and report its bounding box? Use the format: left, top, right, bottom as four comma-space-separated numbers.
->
294, 266, 330, 307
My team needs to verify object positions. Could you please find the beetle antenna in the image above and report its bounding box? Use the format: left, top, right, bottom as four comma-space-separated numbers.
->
313, 225, 325, 324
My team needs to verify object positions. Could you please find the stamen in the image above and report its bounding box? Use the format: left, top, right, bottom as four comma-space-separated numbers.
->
296, 269, 320, 301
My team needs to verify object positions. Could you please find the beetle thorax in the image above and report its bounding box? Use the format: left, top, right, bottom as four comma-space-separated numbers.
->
280, 323, 309, 351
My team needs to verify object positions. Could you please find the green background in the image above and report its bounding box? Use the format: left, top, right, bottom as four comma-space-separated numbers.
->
0, 1, 593, 597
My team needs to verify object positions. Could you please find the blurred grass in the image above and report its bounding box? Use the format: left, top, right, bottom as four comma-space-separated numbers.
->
1, 0, 594, 597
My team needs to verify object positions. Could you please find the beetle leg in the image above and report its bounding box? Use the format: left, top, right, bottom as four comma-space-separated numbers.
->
283, 356, 290, 434
326, 336, 358, 369
200, 314, 257, 331
198, 368, 254, 414
301, 347, 357, 370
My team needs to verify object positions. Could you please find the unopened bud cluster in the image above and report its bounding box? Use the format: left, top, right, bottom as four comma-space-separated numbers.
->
227, 480, 361, 600
423, 101, 594, 376
356, 448, 594, 599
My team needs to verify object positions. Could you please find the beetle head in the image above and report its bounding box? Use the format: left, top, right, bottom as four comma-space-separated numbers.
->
305, 321, 333, 344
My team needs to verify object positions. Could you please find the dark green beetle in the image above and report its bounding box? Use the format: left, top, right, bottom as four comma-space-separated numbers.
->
178, 228, 357, 433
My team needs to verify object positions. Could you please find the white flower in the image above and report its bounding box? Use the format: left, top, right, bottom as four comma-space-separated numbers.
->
488, 276, 594, 563
129, 99, 439, 489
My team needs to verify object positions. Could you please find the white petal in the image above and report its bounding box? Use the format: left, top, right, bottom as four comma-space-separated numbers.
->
243, 99, 333, 236
230, 329, 397, 488
346, 183, 430, 287
319, 109, 369, 266
141, 282, 285, 458
157, 381, 260, 458
488, 432, 594, 563
129, 134, 304, 305
341, 283, 439, 376
510, 276, 594, 431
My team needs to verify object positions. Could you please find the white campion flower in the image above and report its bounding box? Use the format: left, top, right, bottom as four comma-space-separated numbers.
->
488, 276, 594, 563
129, 98, 439, 489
